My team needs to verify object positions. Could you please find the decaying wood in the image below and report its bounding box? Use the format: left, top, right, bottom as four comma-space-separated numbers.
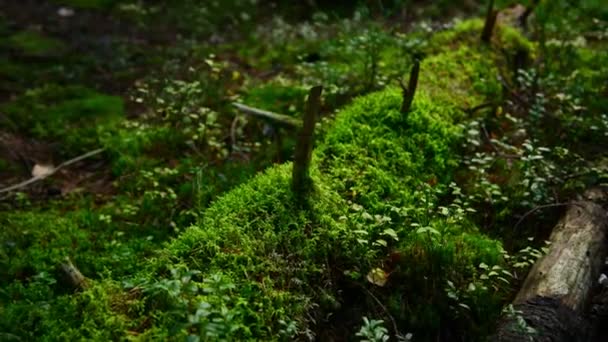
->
496, 187, 608, 342
399, 60, 420, 114
58, 257, 87, 291
291, 86, 322, 200
481, 0, 498, 43
233, 102, 302, 128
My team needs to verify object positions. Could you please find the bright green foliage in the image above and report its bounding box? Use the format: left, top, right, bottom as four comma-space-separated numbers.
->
429, 19, 536, 55
2, 85, 124, 154
1, 278, 131, 341
243, 81, 308, 115
145, 164, 354, 340
100, 122, 181, 175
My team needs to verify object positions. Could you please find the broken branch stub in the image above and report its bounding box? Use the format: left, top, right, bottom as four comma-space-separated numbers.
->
481, 0, 498, 43
399, 60, 420, 114
292, 85, 323, 200
58, 257, 87, 291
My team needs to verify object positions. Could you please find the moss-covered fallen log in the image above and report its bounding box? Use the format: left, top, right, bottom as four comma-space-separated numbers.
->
131, 20, 533, 341
495, 187, 608, 342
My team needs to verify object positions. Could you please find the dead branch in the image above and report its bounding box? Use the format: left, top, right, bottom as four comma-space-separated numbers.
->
58, 257, 87, 291
0, 148, 106, 194
399, 60, 420, 114
233, 102, 301, 128
292, 86, 322, 201
482, 0, 498, 43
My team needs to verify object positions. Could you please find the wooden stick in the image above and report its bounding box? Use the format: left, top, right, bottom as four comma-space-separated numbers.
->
482, 0, 498, 43
399, 60, 420, 114
233, 102, 301, 128
292, 86, 322, 199
0, 148, 105, 194
58, 257, 87, 291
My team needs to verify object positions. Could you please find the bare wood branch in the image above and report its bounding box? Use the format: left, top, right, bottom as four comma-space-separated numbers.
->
233, 102, 301, 128
400, 60, 420, 114
292, 86, 323, 200
58, 257, 87, 291
482, 0, 498, 43
0, 148, 106, 194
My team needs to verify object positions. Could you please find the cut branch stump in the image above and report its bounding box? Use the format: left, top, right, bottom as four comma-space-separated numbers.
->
58, 257, 87, 291
399, 60, 420, 114
482, 0, 499, 43
292, 85, 322, 201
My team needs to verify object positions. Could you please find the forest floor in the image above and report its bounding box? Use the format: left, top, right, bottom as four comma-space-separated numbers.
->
1, 1, 607, 341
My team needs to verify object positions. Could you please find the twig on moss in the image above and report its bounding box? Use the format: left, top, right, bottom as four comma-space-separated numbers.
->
399, 59, 420, 114
58, 257, 87, 291
0, 148, 106, 194
292, 85, 322, 200
233, 102, 301, 128
518, 0, 539, 31
481, 0, 498, 43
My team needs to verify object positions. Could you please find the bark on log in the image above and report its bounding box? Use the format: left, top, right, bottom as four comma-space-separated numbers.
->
58, 257, 87, 291
495, 187, 608, 342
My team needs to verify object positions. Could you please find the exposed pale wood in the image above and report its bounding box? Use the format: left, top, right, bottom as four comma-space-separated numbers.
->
233, 102, 302, 128
291, 86, 322, 200
496, 187, 608, 341
58, 257, 87, 291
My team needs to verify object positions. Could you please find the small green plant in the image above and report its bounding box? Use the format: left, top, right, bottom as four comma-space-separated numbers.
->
356, 317, 389, 342
502, 304, 537, 340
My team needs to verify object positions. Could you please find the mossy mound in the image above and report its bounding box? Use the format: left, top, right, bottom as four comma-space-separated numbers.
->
1, 84, 124, 154
131, 22, 518, 340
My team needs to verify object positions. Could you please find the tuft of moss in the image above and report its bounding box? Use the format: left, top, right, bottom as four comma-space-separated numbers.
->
428, 18, 536, 57
243, 80, 308, 115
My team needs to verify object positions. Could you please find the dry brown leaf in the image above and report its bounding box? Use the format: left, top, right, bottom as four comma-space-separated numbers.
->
32, 164, 54, 178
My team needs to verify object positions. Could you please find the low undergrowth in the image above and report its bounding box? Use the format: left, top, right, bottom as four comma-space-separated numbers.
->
0, 1, 606, 341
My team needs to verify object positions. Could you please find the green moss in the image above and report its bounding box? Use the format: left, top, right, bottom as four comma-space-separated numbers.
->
243, 80, 308, 115
1, 279, 131, 341
99, 122, 182, 175
428, 18, 536, 58
419, 46, 501, 108
1, 85, 124, 154
6, 31, 67, 58
140, 164, 354, 339
136, 38, 507, 339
